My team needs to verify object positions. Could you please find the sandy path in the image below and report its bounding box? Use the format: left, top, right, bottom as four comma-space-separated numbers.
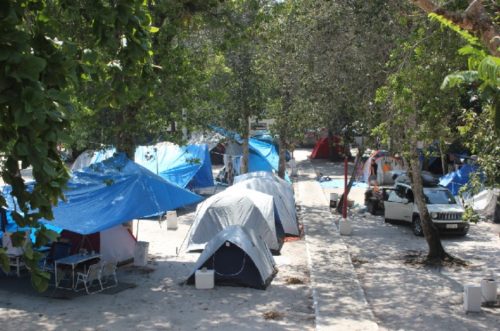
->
309, 156, 500, 331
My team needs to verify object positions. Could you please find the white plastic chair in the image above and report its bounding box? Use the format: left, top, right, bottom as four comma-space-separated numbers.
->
74, 263, 103, 294
100, 261, 118, 289
2, 231, 29, 277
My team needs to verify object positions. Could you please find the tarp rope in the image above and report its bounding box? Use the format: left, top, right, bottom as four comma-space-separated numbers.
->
211, 244, 247, 277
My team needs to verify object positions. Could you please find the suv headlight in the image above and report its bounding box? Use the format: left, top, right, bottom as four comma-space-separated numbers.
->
431, 212, 438, 219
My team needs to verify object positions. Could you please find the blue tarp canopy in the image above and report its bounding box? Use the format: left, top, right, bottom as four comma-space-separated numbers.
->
439, 164, 478, 196
3, 154, 203, 235
135, 143, 214, 189
210, 126, 288, 180
248, 138, 279, 173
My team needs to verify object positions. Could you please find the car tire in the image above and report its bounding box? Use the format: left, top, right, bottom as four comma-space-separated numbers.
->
412, 216, 424, 236
367, 201, 375, 215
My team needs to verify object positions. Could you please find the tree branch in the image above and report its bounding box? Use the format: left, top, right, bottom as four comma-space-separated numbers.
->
410, 0, 500, 56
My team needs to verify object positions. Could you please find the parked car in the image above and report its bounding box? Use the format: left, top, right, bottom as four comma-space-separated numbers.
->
383, 182, 469, 236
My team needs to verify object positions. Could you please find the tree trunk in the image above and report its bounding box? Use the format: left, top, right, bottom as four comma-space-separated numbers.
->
439, 139, 446, 175
327, 129, 335, 162
240, 116, 250, 174
408, 150, 449, 260
336, 147, 365, 213
278, 135, 287, 179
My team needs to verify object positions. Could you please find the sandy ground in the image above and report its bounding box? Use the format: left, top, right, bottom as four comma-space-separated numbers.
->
309, 155, 500, 331
0, 150, 499, 331
0, 183, 314, 331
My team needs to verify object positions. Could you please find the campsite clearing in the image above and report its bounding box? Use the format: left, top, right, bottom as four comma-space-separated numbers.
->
0, 149, 499, 331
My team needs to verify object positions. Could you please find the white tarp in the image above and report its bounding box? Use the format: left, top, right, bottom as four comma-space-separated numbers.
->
185, 189, 280, 252
234, 171, 294, 194
71, 149, 116, 171
186, 225, 276, 289
100, 225, 136, 263
466, 189, 499, 220
231, 177, 299, 235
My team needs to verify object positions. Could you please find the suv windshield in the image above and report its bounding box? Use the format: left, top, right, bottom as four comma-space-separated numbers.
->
424, 189, 456, 205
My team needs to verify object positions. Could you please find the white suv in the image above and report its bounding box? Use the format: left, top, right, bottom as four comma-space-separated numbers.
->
384, 183, 469, 236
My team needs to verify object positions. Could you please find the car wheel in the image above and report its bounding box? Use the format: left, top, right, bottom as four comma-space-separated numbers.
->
367, 201, 375, 215
412, 216, 423, 236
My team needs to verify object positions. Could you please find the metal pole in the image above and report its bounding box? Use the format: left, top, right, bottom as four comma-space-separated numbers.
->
343, 156, 348, 219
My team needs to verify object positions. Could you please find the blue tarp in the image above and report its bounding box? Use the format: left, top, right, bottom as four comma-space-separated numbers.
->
319, 180, 369, 189
135, 144, 214, 189
3, 154, 203, 235
210, 126, 289, 180
439, 164, 478, 195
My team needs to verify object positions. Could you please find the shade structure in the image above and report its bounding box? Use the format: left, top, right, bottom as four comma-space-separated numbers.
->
43, 154, 203, 235
186, 225, 277, 290
135, 143, 214, 189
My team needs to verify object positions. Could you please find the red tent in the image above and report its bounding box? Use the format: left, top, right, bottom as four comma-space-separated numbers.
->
310, 136, 343, 159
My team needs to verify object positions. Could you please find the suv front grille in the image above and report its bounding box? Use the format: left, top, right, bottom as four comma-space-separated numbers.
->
437, 212, 462, 220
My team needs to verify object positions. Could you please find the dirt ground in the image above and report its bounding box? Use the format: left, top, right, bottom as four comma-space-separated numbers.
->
0, 152, 498, 331
0, 203, 315, 331
311, 156, 500, 331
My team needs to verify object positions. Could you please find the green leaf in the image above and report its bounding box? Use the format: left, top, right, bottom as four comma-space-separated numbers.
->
0, 249, 10, 273
148, 26, 159, 33
14, 56, 47, 81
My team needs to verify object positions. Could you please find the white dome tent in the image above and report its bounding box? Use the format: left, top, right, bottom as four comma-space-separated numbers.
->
184, 188, 282, 253
231, 177, 299, 236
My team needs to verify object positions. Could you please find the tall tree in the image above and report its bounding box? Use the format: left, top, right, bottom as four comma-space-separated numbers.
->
375, 11, 467, 262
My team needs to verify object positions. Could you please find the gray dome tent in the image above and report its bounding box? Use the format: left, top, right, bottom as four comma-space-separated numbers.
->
184, 188, 282, 253
231, 177, 299, 235
186, 225, 277, 289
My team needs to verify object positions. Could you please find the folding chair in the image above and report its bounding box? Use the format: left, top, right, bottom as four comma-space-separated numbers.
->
100, 261, 118, 289
41, 241, 72, 273
2, 231, 30, 277
75, 262, 103, 294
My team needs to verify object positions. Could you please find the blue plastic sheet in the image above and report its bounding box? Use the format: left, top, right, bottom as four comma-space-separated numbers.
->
3, 154, 203, 235
135, 144, 214, 189
439, 164, 478, 196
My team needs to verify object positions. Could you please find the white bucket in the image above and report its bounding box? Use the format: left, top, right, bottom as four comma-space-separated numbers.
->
166, 211, 178, 230
481, 278, 497, 303
330, 193, 339, 202
463, 284, 482, 312
133, 241, 149, 266
195, 268, 214, 289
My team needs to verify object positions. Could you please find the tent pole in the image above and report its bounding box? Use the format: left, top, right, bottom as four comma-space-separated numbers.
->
136, 220, 140, 241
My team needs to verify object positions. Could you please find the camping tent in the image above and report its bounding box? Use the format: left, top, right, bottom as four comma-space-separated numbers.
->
58, 225, 136, 263
72, 143, 214, 190
439, 164, 478, 196
360, 153, 404, 185
310, 136, 343, 159
186, 225, 277, 289
184, 189, 281, 253
135, 143, 214, 189
209, 126, 287, 179
466, 189, 500, 222
71, 149, 115, 171
39, 154, 203, 234
234, 171, 293, 193
3, 155, 202, 262
231, 177, 298, 236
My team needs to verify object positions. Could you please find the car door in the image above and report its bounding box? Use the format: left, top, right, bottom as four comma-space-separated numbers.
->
399, 188, 414, 223
384, 187, 408, 220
